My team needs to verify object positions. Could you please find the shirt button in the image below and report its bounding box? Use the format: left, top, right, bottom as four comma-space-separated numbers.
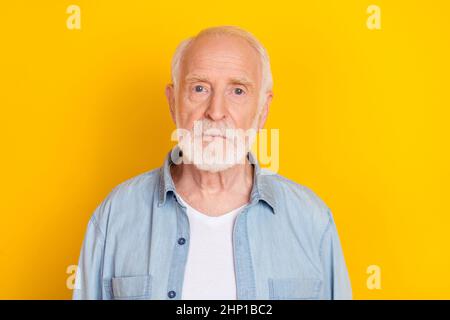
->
168, 290, 176, 299
177, 237, 186, 245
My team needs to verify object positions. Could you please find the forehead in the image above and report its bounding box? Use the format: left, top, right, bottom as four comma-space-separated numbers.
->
180, 34, 262, 83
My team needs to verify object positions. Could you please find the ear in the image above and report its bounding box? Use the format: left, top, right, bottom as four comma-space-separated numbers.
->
165, 84, 176, 124
258, 91, 273, 129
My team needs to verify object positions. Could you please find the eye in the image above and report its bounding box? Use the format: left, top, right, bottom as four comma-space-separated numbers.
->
194, 85, 207, 93
233, 88, 245, 95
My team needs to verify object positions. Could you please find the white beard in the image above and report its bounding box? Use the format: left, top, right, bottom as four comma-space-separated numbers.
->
177, 117, 258, 173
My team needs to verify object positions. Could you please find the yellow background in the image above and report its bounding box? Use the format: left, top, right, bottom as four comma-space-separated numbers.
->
1, 1, 449, 299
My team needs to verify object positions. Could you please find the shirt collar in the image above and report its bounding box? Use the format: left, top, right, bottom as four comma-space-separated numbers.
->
157, 145, 277, 214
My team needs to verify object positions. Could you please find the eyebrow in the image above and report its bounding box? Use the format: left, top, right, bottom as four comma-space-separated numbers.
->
184, 74, 209, 83
184, 74, 254, 87
229, 77, 254, 87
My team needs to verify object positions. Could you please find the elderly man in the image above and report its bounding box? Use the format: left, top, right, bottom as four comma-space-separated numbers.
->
73, 26, 352, 300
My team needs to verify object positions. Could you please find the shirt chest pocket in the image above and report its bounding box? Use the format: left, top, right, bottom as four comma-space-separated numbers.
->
268, 278, 322, 300
106, 275, 152, 300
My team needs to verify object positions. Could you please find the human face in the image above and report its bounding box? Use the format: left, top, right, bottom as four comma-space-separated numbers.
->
166, 34, 272, 172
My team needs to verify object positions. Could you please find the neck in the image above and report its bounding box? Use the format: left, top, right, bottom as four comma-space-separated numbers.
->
170, 158, 254, 198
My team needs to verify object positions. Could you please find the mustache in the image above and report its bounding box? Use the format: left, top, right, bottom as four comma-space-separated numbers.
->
192, 119, 235, 137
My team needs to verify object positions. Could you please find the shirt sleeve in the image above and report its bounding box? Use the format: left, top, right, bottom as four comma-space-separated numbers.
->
72, 209, 106, 300
319, 210, 352, 300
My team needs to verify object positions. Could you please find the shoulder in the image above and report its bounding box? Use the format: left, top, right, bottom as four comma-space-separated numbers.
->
88, 167, 161, 233
108, 167, 161, 200
258, 169, 333, 233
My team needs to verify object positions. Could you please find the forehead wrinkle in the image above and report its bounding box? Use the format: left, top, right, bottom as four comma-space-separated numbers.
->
181, 43, 261, 88
191, 53, 256, 69
185, 61, 257, 83
180, 33, 263, 82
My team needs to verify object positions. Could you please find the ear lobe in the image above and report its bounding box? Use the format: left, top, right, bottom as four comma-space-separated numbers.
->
165, 84, 176, 124
258, 91, 273, 129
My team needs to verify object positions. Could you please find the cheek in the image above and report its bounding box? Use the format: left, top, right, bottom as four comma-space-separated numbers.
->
229, 103, 259, 128
177, 110, 205, 131
176, 96, 207, 127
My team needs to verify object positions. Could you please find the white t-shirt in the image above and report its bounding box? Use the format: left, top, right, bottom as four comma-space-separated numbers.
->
177, 194, 247, 300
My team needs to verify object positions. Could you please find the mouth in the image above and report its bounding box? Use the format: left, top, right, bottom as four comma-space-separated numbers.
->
202, 134, 226, 142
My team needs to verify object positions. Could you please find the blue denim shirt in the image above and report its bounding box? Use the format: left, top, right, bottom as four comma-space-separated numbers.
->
73, 147, 352, 300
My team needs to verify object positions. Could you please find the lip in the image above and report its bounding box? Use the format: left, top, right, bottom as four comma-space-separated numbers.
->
202, 134, 226, 141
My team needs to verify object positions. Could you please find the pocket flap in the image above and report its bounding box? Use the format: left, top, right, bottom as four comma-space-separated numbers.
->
268, 277, 322, 299
110, 275, 152, 299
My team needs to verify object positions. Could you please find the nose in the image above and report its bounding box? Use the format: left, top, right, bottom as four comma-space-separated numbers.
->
205, 91, 227, 122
